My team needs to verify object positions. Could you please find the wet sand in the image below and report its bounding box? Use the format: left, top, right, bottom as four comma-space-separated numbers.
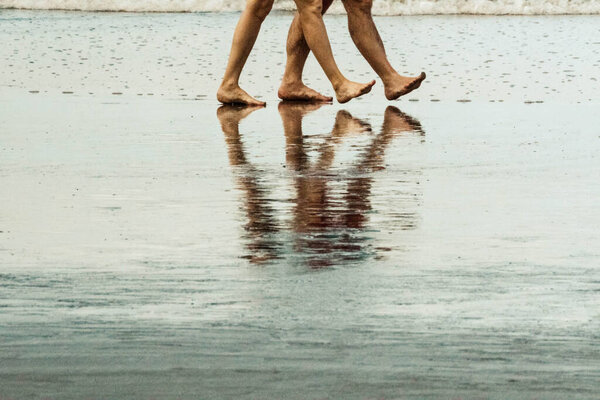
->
1, 9, 600, 400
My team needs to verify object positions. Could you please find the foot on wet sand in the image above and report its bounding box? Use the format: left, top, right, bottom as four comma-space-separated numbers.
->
217, 84, 266, 106
278, 82, 333, 103
384, 72, 426, 100
335, 80, 376, 104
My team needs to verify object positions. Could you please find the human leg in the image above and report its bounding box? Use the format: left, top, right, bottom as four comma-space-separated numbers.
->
278, 0, 334, 102
292, 0, 375, 103
342, 0, 426, 100
217, 0, 274, 105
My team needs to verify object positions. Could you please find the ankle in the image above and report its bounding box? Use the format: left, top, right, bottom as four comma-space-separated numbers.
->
280, 76, 303, 88
219, 79, 239, 90
332, 77, 348, 91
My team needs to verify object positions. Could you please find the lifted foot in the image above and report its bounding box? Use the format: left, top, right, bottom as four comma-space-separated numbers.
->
335, 80, 376, 104
384, 72, 426, 100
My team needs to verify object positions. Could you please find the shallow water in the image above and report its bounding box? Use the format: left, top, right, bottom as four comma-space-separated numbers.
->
2, 0, 600, 14
1, 9, 600, 400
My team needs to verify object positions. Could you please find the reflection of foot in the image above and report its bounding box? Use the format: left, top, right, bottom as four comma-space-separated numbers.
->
217, 83, 266, 106
277, 101, 327, 117
278, 81, 333, 103
382, 105, 423, 134
335, 80, 376, 104
384, 72, 426, 100
217, 104, 264, 127
332, 110, 372, 138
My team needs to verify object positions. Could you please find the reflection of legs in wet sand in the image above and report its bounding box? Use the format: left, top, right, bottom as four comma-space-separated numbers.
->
279, 0, 426, 102
217, 105, 281, 264
278, 103, 423, 266
345, 106, 423, 229
277, 104, 375, 266
278, 102, 330, 238
355, 105, 424, 171
218, 104, 423, 265
218, 0, 375, 106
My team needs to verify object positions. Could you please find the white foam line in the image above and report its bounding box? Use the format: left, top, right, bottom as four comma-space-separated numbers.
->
1, 0, 599, 14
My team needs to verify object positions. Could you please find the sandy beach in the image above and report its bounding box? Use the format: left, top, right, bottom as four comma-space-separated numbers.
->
1, 8, 600, 400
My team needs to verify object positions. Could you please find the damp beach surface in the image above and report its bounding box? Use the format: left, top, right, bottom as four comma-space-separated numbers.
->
1, 9, 600, 400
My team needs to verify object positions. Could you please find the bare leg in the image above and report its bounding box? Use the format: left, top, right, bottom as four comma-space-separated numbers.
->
342, 0, 426, 100
217, 0, 274, 106
293, 0, 375, 103
278, 0, 334, 102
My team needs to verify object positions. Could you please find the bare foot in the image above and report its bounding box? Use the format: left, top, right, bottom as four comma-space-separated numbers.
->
217, 83, 266, 106
278, 82, 333, 103
335, 80, 376, 104
384, 72, 426, 100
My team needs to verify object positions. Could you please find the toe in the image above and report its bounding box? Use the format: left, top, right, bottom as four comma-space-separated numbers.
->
317, 94, 333, 102
360, 82, 375, 95
244, 96, 266, 106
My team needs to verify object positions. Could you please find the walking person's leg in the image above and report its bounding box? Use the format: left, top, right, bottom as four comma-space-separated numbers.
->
278, 0, 335, 102
217, 0, 274, 106
341, 0, 425, 99
280, 0, 425, 102
292, 0, 375, 103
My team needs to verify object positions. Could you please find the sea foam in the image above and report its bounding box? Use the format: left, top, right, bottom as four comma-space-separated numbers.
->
1, 0, 599, 14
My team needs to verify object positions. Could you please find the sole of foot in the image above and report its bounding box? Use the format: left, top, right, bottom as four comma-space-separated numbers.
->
385, 72, 427, 101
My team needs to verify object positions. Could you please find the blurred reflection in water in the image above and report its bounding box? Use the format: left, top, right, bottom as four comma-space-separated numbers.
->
217, 104, 424, 267
217, 106, 283, 264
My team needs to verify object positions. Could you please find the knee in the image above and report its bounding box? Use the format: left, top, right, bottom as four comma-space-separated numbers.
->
247, 0, 274, 21
342, 0, 373, 14
297, 0, 323, 16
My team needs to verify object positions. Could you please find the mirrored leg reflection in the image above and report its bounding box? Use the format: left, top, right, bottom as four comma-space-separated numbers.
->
219, 104, 424, 267
217, 105, 282, 264
279, 103, 423, 268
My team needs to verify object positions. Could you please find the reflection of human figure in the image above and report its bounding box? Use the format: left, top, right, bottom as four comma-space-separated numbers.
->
278, 103, 423, 267
217, 103, 423, 266
217, 0, 375, 106
279, 0, 426, 102
217, 105, 282, 264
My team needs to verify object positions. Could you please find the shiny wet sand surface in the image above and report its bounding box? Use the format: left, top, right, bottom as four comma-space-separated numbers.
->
1, 9, 600, 400
1, 91, 599, 399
